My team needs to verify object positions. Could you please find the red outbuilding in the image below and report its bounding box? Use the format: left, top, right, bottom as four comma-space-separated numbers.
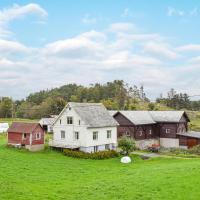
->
7, 122, 45, 151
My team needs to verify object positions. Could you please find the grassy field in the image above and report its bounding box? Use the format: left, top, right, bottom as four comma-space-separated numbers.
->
0, 118, 38, 125
1, 135, 200, 200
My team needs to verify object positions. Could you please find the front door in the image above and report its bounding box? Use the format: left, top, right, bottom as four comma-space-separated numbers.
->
187, 138, 198, 148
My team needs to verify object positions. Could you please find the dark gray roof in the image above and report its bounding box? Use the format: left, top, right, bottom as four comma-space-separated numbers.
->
177, 131, 200, 139
149, 111, 185, 123
69, 102, 118, 128
120, 111, 156, 125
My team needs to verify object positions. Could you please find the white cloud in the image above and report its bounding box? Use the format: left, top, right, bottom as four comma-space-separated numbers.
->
0, 3, 47, 37
144, 42, 178, 59
167, 6, 200, 17
108, 22, 137, 33
82, 14, 97, 25
121, 8, 133, 17
177, 44, 200, 52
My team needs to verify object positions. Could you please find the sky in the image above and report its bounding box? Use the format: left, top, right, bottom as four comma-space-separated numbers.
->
0, 0, 200, 100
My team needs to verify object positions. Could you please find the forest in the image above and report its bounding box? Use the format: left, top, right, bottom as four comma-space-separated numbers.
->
0, 80, 200, 119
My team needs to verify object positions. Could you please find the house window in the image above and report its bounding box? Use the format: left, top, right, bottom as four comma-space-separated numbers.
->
67, 117, 73, 124
166, 129, 171, 134
74, 132, 79, 140
61, 130, 65, 139
36, 133, 41, 140
60, 119, 62, 125
93, 131, 98, 140
94, 146, 98, 152
69, 107, 71, 110
22, 133, 27, 139
107, 130, 112, 139
105, 144, 110, 150
79, 120, 81, 125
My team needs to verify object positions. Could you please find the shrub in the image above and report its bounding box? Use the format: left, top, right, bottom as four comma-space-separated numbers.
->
118, 136, 136, 155
63, 149, 119, 160
188, 145, 200, 155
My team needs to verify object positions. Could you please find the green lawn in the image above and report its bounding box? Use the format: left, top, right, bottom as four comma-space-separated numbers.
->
1, 135, 200, 200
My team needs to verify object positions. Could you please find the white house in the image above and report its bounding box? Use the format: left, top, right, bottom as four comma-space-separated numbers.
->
50, 102, 118, 153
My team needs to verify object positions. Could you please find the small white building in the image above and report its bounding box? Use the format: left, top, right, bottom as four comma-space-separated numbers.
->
39, 116, 57, 133
0, 123, 9, 133
50, 102, 118, 153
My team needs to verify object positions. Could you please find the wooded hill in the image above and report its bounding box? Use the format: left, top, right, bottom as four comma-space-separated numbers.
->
0, 80, 200, 119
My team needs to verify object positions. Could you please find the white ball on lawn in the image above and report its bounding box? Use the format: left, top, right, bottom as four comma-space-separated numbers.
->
121, 156, 131, 163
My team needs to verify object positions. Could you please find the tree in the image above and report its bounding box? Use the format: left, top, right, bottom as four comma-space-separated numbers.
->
118, 136, 135, 155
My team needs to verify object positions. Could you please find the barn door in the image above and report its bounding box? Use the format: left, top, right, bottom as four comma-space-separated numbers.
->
187, 138, 198, 148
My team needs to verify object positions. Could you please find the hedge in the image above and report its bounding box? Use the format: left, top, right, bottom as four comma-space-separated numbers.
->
63, 149, 119, 160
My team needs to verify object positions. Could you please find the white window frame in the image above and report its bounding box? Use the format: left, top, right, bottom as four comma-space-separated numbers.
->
22, 133, 27, 140
67, 116, 73, 124
74, 131, 79, 140
166, 128, 171, 134
61, 130, 65, 139
149, 129, 152, 135
107, 130, 112, 139
139, 130, 143, 136
93, 131, 98, 140
36, 132, 41, 140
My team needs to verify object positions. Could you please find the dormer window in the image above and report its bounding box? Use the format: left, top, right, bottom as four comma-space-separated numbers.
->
67, 117, 73, 124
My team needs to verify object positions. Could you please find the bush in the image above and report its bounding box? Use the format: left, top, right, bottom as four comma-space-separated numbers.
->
118, 136, 136, 155
188, 145, 200, 155
63, 149, 119, 160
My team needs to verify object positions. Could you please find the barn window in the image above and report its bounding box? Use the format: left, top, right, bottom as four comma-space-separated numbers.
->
139, 130, 143, 136
74, 132, 79, 140
107, 130, 112, 138
61, 130, 65, 139
67, 117, 73, 124
93, 132, 98, 140
22, 133, 27, 139
149, 130, 152, 135
36, 133, 41, 140
125, 131, 130, 137
166, 129, 171, 133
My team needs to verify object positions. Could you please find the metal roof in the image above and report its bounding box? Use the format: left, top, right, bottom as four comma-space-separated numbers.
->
177, 131, 200, 139
111, 110, 188, 125
149, 111, 185, 123
8, 122, 41, 134
69, 102, 118, 128
39, 117, 57, 126
120, 111, 156, 125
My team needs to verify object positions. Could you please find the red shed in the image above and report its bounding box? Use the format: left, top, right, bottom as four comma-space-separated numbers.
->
7, 122, 45, 151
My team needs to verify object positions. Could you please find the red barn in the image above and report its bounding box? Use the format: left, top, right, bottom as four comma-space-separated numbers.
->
7, 122, 45, 151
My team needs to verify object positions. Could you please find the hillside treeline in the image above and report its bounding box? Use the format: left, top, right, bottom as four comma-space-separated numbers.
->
1, 81, 200, 119
0, 80, 150, 119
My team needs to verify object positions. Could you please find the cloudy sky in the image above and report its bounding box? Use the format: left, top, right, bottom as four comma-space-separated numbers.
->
0, 0, 200, 100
